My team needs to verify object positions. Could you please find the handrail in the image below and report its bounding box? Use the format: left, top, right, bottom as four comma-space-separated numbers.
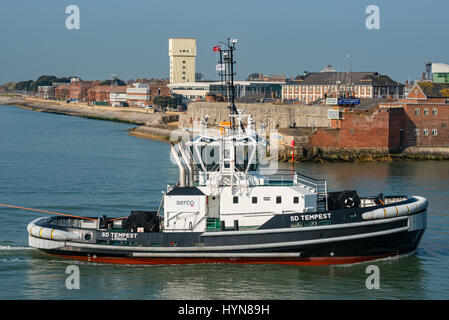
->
192, 169, 327, 189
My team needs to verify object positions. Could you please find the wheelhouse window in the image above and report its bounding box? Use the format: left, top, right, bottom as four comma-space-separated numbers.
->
276, 196, 282, 204
233, 196, 238, 204
293, 196, 299, 204
252, 197, 257, 204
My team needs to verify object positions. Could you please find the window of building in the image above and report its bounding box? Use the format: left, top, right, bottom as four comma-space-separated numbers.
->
182, 60, 186, 64
424, 108, 429, 115
415, 108, 420, 115
423, 129, 428, 136
432, 129, 438, 136
233, 196, 238, 204
293, 196, 299, 204
252, 197, 257, 204
433, 108, 438, 115
350, 128, 354, 135
415, 129, 420, 136
276, 196, 282, 204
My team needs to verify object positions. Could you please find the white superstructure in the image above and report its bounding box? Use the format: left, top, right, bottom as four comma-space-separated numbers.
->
163, 111, 325, 233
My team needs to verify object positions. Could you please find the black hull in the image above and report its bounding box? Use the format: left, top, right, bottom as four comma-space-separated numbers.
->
32, 213, 426, 265
38, 229, 423, 265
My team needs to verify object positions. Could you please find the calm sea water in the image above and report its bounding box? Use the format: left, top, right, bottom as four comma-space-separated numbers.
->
0, 104, 448, 300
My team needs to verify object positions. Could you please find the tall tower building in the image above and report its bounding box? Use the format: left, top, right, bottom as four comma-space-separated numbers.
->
169, 38, 197, 84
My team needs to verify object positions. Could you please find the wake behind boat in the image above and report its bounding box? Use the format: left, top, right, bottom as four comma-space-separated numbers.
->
26, 39, 427, 266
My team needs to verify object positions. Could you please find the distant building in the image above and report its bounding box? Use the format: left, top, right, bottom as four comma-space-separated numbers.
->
52, 80, 96, 101
432, 63, 449, 83
110, 89, 128, 107
247, 73, 287, 82
37, 86, 54, 99
87, 85, 128, 105
169, 38, 196, 84
69, 81, 97, 101
282, 67, 404, 104
374, 82, 449, 149
127, 83, 151, 107
168, 80, 284, 103
54, 83, 71, 100
149, 83, 170, 99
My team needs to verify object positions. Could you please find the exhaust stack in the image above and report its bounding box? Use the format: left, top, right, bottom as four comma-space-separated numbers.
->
170, 143, 186, 187
179, 142, 194, 186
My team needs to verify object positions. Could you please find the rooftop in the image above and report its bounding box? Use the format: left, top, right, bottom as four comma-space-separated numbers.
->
88, 85, 128, 93
168, 80, 285, 88
432, 62, 449, 74
416, 82, 449, 98
288, 72, 402, 87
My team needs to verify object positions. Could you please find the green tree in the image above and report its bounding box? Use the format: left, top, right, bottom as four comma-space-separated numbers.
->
35, 75, 59, 86
153, 96, 176, 109
15, 80, 34, 91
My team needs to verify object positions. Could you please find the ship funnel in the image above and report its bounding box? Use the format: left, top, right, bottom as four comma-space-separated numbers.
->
179, 142, 194, 186
170, 142, 187, 187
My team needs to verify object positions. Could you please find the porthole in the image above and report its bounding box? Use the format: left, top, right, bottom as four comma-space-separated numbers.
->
84, 233, 92, 240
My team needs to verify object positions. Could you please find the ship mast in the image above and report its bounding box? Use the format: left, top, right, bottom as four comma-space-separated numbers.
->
215, 38, 241, 130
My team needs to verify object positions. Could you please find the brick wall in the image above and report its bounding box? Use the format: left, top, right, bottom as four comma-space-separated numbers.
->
402, 103, 449, 146
309, 107, 388, 151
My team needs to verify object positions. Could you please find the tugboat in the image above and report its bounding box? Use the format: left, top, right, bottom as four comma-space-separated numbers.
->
27, 39, 427, 265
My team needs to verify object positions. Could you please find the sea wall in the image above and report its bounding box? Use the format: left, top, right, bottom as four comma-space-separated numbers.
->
179, 101, 332, 130
10, 97, 179, 125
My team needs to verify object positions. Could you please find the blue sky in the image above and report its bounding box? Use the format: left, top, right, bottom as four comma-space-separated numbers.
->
0, 0, 448, 84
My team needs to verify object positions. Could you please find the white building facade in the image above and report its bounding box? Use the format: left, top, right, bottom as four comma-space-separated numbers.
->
126, 83, 151, 107
282, 70, 404, 104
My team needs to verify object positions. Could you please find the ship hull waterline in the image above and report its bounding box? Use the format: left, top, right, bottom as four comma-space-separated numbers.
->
30, 219, 425, 266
